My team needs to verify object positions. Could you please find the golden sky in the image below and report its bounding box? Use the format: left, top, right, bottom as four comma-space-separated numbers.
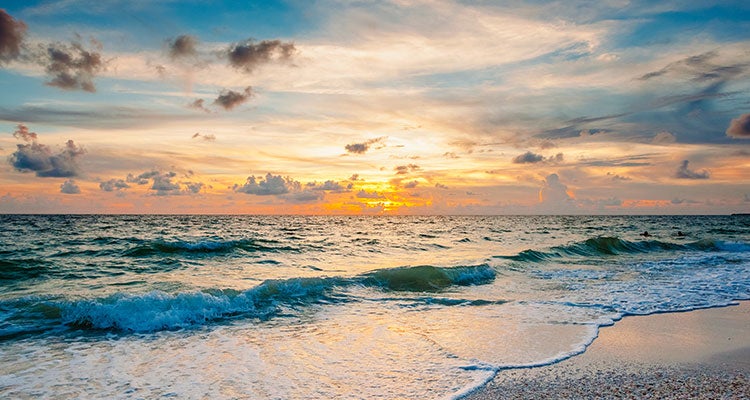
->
1, 1, 749, 214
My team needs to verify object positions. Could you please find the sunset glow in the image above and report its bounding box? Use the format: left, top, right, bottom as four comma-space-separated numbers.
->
1, 1, 749, 214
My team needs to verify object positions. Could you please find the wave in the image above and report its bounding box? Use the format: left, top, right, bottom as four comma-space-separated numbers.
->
362, 264, 496, 292
1, 264, 496, 335
122, 237, 300, 257
501, 237, 749, 263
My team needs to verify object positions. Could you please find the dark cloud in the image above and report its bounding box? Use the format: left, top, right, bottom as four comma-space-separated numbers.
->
225, 39, 296, 73
99, 178, 130, 191
512, 151, 563, 164
188, 99, 211, 113
512, 151, 544, 164
349, 174, 361, 181
123, 170, 204, 195
192, 132, 216, 141
435, 183, 449, 190
726, 113, 750, 139
150, 171, 182, 196
234, 173, 298, 195
168, 34, 198, 59
9, 127, 85, 177
127, 170, 160, 185
0, 9, 27, 63
675, 160, 709, 180
60, 179, 80, 194
213, 86, 253, 111
345, 136, 386, 154
404, 180, 419, 189
184, 182, 204, 194
394, 164, 420, 174
42, 40, 105, 92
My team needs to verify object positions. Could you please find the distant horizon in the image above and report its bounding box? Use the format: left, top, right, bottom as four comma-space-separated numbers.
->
1, 2, 749, 215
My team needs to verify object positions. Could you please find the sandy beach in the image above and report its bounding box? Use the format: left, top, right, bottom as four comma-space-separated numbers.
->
464, 302, 750, 399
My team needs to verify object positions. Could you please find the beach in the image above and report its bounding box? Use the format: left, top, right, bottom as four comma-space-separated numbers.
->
465, 301, 750, 399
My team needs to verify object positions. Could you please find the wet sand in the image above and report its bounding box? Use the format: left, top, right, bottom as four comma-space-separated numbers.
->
464, 301, 750, 399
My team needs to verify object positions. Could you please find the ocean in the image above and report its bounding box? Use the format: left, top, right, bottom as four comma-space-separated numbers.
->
1, 215, 748, 399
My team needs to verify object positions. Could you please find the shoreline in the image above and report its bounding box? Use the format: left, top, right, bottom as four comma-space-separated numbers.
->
462, 301, 750, 399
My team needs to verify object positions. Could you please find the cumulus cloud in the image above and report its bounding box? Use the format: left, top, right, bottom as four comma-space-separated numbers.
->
512, 151, 544, 164
234, 173, 297, 195
539, 173, 573, 204
123, 170, 204, 195
9, 126, 86, 178
99, 178, 130, 191
191, 132, 216, 141
512, 151, 563, 164
394, 164, 420, 174
60, 179, 80, 194
13, 123, 37, 142
356, 189, 384, 199
726, 113, 750, 139
306, 180, 349, 192
225, 39, 296, 73
41, 39, 105, 92
345, 136, 386, 154
0, 9, 27, 63
168, 34, 198, 59
213, 86, 253, 110
675, 160, 709, 179
404, 180, 419, 189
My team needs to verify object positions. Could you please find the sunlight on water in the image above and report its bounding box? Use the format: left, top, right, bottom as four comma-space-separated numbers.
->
1, 215, 749, 398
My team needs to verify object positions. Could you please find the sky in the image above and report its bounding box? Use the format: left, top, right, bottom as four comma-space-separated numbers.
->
0, 0, 749, 215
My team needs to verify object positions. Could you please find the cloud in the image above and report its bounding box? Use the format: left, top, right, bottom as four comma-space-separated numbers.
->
356, 189, 384, 199
123, 170, 205, 195
726, 113, 750, 139
150, 171, 181, 196
184, 182, 204, 194
12, 123, 37, 142
394, 164, 420, 174
41, 39, 105, 92
675, 160, 709, 179
638, 51, 746, 83
512, 151, 564, 164
652, 131, 677, 144
225, 39, 296, 73
191, 132, 216, 141
443, 152, 459, 159
188, 99, 211, 113
168, 34, 198, 59
0, 9, 27, 63
345, 136, 386, 154
99, 178, 130, 191
234, 173, 298, 195
539, 173, 572, 204
512, 151, 544, 164
307, 180, 349, 192
60, 179, 81, 194
126, 170, 160, 185
213, 86, 253, 110
9, 128, 86, 178
435, 183, 449, 190
404, 180, 419, 189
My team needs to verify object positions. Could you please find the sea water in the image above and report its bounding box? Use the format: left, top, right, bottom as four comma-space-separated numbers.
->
1, 215, 748, 399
